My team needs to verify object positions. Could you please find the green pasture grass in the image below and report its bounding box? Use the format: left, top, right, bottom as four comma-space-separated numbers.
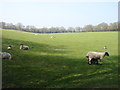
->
1, 29, 118, 88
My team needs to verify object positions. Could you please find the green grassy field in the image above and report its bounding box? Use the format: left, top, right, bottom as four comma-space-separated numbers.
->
1, 29, 118, 88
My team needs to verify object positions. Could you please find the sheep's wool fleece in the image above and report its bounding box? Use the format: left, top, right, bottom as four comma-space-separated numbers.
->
86, 52, 105, 59
0, 52, 11, 60
23, 45, 29, 49
24, 45, 29, 48
7, 47, 11, 50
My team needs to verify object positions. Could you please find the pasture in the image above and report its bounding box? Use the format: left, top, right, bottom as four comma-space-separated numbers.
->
1, 29, 118, 88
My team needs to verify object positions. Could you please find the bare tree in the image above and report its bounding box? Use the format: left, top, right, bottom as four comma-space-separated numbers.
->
108, 22, 118, 30
75, 27, 81, 32
97, 22, 108, 30
83, 24, 93, 31
16, 23, 24, 30
0, 22, 6, 29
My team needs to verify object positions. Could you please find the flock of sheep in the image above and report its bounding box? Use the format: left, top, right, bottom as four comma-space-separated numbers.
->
0, 44, 29, 60
0, 44, 109, 65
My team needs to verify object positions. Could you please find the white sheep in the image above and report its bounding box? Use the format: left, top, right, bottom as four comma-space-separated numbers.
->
86, 51, 109, 65
7, 45, 12, 50
0, 52, 12, 60
103, 46, 107, 49
50, 36, 55, 38
20, 44, 29, 50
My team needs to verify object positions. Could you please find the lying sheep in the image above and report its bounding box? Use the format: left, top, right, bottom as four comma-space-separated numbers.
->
103, 46, 107, 49
86, 51, 109, 65
20, 44, 29, 50
7, 45, 12, 50
50, 36, 55, 38
0, 52, 12, 60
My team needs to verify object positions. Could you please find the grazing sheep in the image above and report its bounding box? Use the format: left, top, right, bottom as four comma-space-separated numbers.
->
0, 52, 12, 60
86, 51, 109, 65
7, 45, 12, 50
20, 44, 29, 50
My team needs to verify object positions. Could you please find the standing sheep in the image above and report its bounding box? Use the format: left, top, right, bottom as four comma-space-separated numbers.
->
86, 51, 109, 65
0, 52, 12, 60
20, 44, 29, 50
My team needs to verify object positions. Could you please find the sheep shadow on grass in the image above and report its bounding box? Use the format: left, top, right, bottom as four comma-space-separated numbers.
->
88, 59, 103, 65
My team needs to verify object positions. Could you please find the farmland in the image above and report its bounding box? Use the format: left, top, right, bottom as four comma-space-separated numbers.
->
1, 29, 118, 88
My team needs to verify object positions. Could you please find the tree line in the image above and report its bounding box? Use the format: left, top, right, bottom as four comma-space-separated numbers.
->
0, 22, 118, 33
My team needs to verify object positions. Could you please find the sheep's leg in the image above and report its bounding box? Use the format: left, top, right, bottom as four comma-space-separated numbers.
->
99, 59, 102, 64
91, 59, 94, 64
94, 59, 98, 64
92, 59, 96, 64
86, 56, 89, 64
88, 58, 92, 65
96, 60, 98, 64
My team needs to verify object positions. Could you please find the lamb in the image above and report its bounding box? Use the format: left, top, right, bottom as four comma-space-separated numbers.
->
86, 51, 109, 65
91, 58, 99, 64
7, 45, 12, 50
20, 44, 29, 50
0, 52, 12, 60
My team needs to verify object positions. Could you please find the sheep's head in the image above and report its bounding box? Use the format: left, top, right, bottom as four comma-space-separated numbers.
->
105, 52, 109, 56
9, 45, 12, 47
20, 44, 24, 49
20, 44, 24, 47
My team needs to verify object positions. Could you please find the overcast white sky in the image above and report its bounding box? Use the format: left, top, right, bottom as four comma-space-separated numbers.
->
0, 0, 119, 28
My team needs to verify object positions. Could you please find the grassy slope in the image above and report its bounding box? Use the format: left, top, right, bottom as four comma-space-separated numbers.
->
2, 29, 118, 88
